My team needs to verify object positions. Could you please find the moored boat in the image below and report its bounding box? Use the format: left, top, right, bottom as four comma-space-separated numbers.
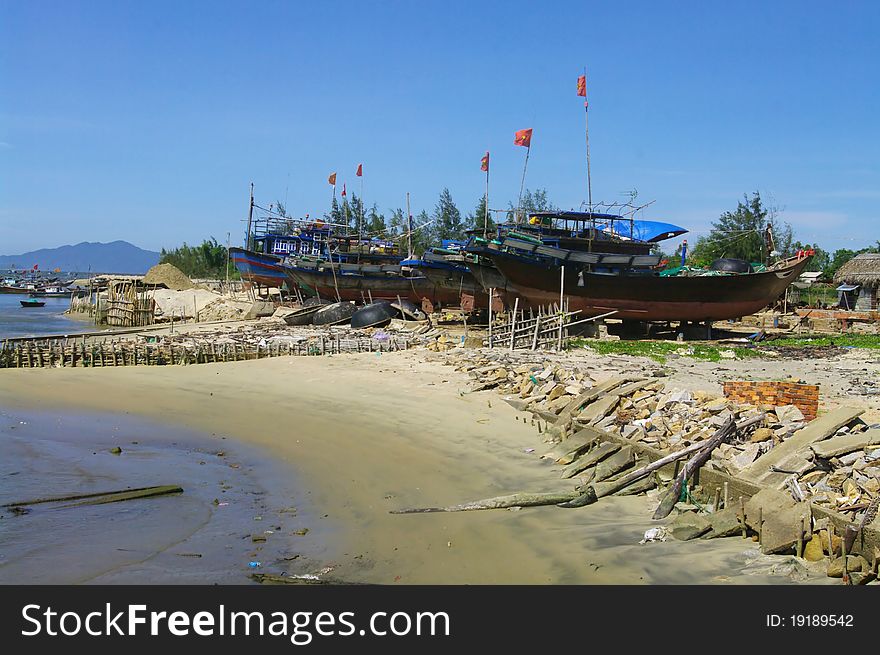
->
20, 299, 45, 307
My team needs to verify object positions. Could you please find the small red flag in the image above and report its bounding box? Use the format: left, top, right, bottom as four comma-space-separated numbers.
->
33, 264, 38, 270
514, 128, 532, 148
356, 164, 363, 177
328, 172, 337, 186
341, 183, 346, 197
480, 151, 489, 172
577, 75, 586, 97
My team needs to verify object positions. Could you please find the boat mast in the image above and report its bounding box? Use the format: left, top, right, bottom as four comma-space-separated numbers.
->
405, 192, 413, 258
245, 182, 255, 249
583, 66, 592, 216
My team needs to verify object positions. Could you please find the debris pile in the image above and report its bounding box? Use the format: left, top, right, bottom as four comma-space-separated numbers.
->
437, 349, 880, 533
149, 288, 222, 320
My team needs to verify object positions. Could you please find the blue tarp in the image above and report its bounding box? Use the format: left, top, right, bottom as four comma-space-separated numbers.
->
597, 220, 688, 243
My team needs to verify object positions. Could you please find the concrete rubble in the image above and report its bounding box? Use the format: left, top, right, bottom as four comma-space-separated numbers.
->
433, 348, 880, 581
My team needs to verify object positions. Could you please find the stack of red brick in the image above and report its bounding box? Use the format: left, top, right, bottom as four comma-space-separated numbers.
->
722, 380, 819, 421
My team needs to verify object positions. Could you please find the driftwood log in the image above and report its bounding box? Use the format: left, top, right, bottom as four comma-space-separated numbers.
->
652, 413, 765, 520
557, 437, 721, 508
390, 491, 581, 514
3, 485, 184, 509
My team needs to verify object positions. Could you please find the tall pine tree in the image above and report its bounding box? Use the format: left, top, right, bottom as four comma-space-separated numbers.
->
688, 192, 793, 267
467, 194, 495, 235
433, 188, 465, 242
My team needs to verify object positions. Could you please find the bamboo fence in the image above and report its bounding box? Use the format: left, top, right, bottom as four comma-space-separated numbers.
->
0, 334, 411, 368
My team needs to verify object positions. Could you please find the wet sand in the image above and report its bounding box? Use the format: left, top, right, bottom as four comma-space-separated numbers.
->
0, 407, 323, 583
0, 351, 829, 584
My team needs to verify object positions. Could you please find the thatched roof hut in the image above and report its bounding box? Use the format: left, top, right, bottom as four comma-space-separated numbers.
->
834, 253, 880, 287
833, 253, 880, 311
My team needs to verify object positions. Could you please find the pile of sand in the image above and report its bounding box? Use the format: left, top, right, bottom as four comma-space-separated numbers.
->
149, 288, 221, 319
197, 299, 257, 322
143, 263, 194, 291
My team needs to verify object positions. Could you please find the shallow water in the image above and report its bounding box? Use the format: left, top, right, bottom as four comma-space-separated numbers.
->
0, 293, 90, 339
0, 406, 327, 584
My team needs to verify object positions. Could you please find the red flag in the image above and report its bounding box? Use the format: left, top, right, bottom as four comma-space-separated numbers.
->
480, 151, 489, 172
33, 264, 38, 270
356, 163, 363, 177
514, 128, 532, 148
577, 75, 586, 97
328, 172, 337, 186
341, 183, 346, 197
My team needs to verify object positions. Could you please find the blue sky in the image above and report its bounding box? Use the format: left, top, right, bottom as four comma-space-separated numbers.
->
2, 0, 878, 255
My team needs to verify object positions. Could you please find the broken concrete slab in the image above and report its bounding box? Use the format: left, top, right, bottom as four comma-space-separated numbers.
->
579, 394, 620, 425
668, 512, 712, 541
560, 441, 620, 478
592, 446, 634, 482
770, 454, 815, 476
552, 376, 631, 425
776, 404, 805, 423
740, 406, 864, 483
704, 507, 743, 538
542, 426, 604, 464
743, 488, 811, 554
811, 429, 880, 459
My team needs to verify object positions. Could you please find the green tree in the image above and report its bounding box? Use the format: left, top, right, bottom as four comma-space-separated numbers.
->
411, 209, 435, 256
159, 237, 238, 279
688, 192, 793, 267
506, 188, 556, 222
467, 194, 495, 235
346, 194, 365, 233
364, 203, 386, 235
386, 207, 433, 256
323, 196, 344, 227
433, 188, 465, 242
824, 243, 880, 279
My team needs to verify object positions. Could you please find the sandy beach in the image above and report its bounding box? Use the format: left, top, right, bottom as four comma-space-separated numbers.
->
0, 349, 831, 585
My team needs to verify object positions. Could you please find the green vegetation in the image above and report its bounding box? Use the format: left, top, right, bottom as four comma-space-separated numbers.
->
765, 334, 880, 349
159, 238, 239, 279
688, 192, 792, 267
569, 338, 759, 363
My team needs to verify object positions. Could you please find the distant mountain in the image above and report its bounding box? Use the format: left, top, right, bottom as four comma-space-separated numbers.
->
0, 241, 161, 274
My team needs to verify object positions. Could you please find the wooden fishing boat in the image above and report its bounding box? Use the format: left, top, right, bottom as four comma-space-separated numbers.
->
284, 262, 460, 307
402, 247, 489, 307
463, 212, 686, 309
484, 239, 813, 322
229, 247, 289, 289
1, 284, 36, 294
20, 299, 45, 307
29, 286, 70, 297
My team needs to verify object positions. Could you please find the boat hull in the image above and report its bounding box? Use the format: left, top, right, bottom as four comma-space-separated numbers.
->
487, 250, 813, 322
416, 264, 488, 306
229, 247, 289, 288
0, 285, 34, 294
285, 266, 460, 306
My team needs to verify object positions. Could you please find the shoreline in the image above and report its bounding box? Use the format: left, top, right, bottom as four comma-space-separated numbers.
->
0, 351, 830, 584
0, 404, 326, 584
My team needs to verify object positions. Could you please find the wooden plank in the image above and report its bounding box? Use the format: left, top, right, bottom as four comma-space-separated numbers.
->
740, 406, 864, 482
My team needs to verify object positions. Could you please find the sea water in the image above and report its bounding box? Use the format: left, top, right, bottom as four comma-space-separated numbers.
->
0, 293, 90, 339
